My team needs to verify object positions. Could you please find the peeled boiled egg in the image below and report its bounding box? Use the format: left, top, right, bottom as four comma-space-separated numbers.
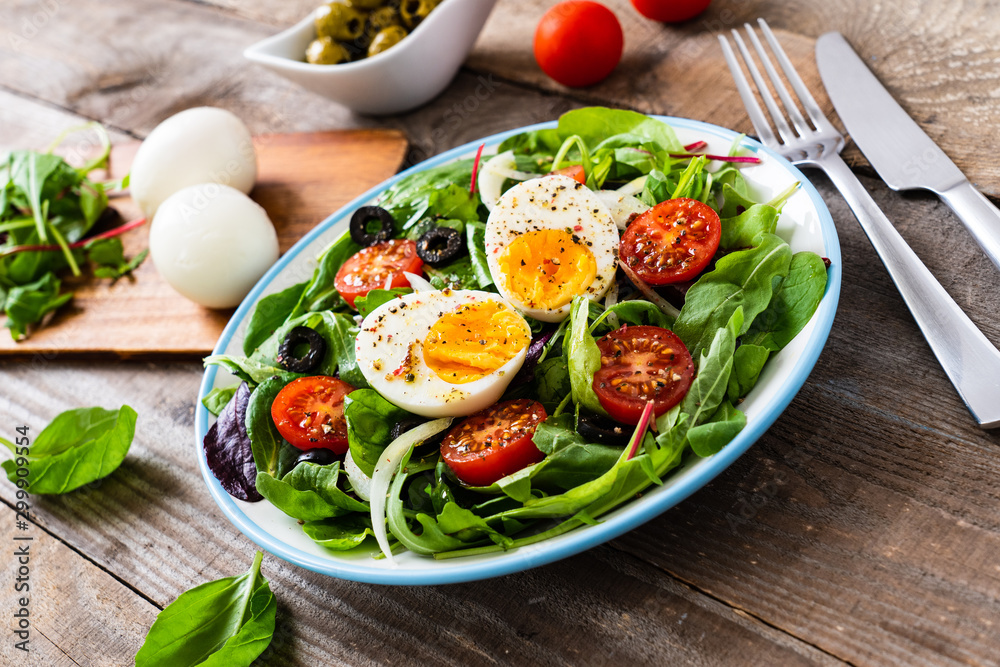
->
355, 289, 532, 418
149, 183, 278, 308
485, 174, 619, 322
130, 107, 257, 219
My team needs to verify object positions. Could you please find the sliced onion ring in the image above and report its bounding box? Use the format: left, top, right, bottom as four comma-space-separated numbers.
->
344, 449, 372, 501
478, 150, 537, 212
370, 417, 453, 564
404, 271, 434, 292
619, 260, 681, 320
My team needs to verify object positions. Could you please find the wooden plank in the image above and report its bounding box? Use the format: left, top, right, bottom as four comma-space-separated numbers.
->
0, 129, 408, 357
0, 503, 159, 666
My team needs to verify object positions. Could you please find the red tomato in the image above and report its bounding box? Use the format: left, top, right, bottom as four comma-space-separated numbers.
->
271, 376, 355, 454
549, 164, 587, 184
620, 197, 721, 285
593, 325, 694, 424
534, 1, 623, 88
441, 400, 547, 487
630, 0, 711, 23
334, 239, 422, 308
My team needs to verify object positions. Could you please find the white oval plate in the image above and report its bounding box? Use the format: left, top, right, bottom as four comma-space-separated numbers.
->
195, 117, 842, 585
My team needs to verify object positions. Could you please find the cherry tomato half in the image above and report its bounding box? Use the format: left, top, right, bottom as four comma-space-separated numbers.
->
630, 0, 711, 23
549, 164, 587, 184
592, 325, 694, 424
271, 376, 356, 454
334, 238, 423, 308
441, 399, 547, 487
620, 197, 721, 285
534, 1, 623, 88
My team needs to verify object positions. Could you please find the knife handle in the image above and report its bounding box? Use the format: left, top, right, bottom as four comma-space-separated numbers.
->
936, 181, 1000, 273
819, 154, 1000, 428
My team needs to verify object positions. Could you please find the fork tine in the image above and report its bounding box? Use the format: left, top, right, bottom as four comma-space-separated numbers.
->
756, 18, 834, 132
718, 34, 778, 147
743, 23, 811, 136
730, 29, 796, 144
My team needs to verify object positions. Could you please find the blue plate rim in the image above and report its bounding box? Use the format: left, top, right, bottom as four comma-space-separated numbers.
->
195, 115, 842, 585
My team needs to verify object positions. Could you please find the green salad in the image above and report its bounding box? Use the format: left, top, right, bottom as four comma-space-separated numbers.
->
202, 107, 828, 560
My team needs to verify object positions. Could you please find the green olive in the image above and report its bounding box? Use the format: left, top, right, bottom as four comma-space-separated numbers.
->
305, 37, 351, 64
368, 6, 401, 30
367, 25, 408, 57
399, 0, 441, 29
315, 2, 367, 41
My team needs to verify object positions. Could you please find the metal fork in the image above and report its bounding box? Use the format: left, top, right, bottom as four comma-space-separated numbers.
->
720, 19, 1000, 429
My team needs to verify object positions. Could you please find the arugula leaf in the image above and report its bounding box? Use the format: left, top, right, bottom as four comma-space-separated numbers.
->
1, 405, 136, 494
256, 462, 368, 522
565, 296, 608, 417
242, 281, 308, 356
720, 204, 778, 250
135, 552, 276, 667
673, 233, 792, 360
303, 515, 375, 551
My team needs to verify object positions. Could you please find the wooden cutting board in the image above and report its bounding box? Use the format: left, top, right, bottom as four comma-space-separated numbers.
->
0, 130, 408, 358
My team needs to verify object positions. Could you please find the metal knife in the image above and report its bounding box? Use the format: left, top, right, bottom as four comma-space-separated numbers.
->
816, 32, 1000, 272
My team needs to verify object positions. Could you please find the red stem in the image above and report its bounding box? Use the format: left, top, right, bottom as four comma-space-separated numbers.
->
683, 141, 708, 152
670, 152, 761, 164
469, 142, 485, 196
626, 400, 656, 461
1, 217, 146, 256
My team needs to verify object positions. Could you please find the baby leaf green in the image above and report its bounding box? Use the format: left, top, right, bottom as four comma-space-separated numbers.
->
134, 552, 276, 667
566, 296, 608, 417
1, 405, 136, 494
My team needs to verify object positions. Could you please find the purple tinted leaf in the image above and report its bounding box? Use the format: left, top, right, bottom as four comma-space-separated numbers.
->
511, 328, 555, 388
203, 382, 262, 502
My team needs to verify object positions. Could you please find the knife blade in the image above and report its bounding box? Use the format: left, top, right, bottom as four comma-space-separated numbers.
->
816, 32, 1000, 272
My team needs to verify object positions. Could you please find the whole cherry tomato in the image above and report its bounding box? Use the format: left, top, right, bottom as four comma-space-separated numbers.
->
534, 1, 623, 88
630, 0, 712, 23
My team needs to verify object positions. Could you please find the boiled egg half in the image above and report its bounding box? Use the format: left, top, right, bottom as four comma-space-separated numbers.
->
485, 174, 619, 322
356, 289, 532, 418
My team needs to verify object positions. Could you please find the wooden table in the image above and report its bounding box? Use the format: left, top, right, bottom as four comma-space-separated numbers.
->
3, 1, 1000, 664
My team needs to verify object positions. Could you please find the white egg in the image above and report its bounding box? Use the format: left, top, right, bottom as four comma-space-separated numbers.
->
356, 289, 532, 418
149, 183, 279, 308
130, 107, 257, 219
485, 174, 619, 323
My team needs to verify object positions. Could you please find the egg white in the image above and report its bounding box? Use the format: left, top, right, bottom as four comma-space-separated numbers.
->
485, 174, 619, 322
355, 289, 530, 418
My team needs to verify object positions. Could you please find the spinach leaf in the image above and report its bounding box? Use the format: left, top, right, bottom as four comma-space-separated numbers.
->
557, 108, 683, 152
465, 221, 493, 288
687, 402, 746, 457
201, 386, 238, 417
242, 281, 308, 356
1, 405, 136, 495
315, 311, 369, 388
379, 160, 479, 223
532, 356, 571, 412
256, 462, 367, 522
203, 383, 261, 502
245, 377, 298, 479
354, 288, 409, 318
424, 255, 480, 290
135, 552, 275, 667
565, 296, 608, 417
290, 232, 361, 318
303, 515, 375, 551
673, 233, 792, 360
203, 355, 298, 386
720, 204, 778, 250
743, 251, 828, 352
498, 128, 562, 155
592, 299, 674, 334
344, 389, 413, 477
718, 182, 759, 218
640, 169, 671, 207
680, 307, 742, 429
728, 343, 771, 401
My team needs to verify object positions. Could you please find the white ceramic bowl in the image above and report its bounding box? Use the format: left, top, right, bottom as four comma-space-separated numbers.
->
244, 0, 498, 115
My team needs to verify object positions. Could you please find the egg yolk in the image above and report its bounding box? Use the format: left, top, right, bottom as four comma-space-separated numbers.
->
423, 301, 530, 384
496, 229, 597, 311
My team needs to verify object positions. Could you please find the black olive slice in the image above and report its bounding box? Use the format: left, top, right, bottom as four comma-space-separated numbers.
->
294, 448, 339, 467
577, 411, 633, 447
416, 226, 463, 265
277, 326, 327, 373
350, 206, 395, 246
